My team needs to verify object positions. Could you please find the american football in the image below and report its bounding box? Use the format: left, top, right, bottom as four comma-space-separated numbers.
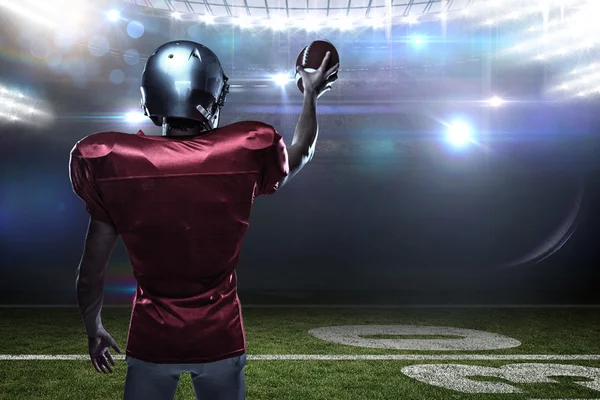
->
295, 40, 340, 93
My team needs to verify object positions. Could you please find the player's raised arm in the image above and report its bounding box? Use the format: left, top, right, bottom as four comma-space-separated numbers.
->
280, 50, 339, 188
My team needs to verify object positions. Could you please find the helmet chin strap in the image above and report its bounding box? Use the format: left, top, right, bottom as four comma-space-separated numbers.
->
196, 104, 217, 128
161, 117, 172, 136
210, 108, 220, 129
195, 104, 221, 130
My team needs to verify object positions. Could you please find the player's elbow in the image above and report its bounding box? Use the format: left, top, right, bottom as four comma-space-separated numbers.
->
278, 145, 313, 188
289, 143, 314, 171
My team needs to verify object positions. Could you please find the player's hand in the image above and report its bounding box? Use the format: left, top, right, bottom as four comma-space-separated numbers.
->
297, 51, 339, 98
87, 327, 121, 374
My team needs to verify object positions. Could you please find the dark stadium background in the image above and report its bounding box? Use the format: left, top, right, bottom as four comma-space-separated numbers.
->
1, 1, 599, 306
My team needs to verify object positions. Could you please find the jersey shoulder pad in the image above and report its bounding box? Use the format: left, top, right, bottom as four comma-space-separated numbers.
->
74, 131, 117, 159
236, 120, 277, 150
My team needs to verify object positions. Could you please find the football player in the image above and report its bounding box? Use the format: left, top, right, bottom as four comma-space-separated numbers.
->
69, 40, 339, 400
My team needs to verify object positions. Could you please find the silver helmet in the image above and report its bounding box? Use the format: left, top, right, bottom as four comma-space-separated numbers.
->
140, 40, 230, 130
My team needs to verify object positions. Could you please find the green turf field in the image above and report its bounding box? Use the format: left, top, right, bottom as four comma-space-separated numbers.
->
1, 307, 600, 399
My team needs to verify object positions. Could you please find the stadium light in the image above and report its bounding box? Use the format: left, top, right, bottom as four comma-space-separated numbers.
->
446, 120, 473, 147
264, 18, 286, 30
369, 18, 384, 29
235, 15, 252, 28
0, 83, 52, 126
200, 14, 214, 24
107, 9, 120, 22
272, 74, 290, 87
0, 0, 57, 28
404, 15, 419, 24
411, 35, 425, 47
124, 111, 147, 124
304, 19, 320, 32
335, 18, 353, 31
488, 96, 504, 107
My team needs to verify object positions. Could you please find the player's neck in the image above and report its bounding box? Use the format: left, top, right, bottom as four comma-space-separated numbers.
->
162, 123, 210, 137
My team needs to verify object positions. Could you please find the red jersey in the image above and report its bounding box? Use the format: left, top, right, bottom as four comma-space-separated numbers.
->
69, 121, 288, 363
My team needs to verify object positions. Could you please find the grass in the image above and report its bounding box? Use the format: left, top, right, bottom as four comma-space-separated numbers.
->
1, 307, 600, 399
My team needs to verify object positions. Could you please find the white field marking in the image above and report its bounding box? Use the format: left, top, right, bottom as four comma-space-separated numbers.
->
308, 325, 521, 350
1, 304, 600, 308
2, 355, 600, 361
402, 363, 600, 393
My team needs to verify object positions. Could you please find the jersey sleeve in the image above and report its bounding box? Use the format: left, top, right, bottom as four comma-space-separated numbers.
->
69, 144, 115, 225
255, 127, 289, 196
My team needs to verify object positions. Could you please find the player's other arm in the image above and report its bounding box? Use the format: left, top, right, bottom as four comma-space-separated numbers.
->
76, 218, 118, 336
69, 142, 119, 335
279, 52, 339, 188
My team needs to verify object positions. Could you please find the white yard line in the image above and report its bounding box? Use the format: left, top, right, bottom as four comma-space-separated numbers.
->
2, 354, 600, 361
